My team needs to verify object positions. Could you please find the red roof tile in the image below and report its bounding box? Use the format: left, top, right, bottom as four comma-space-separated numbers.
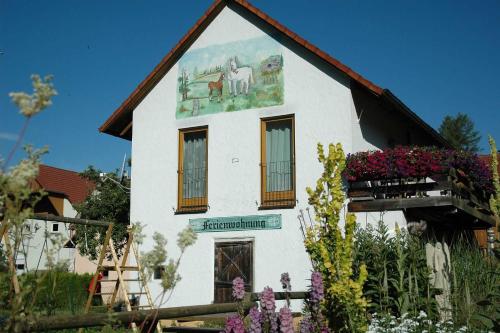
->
35, 165, 94, 204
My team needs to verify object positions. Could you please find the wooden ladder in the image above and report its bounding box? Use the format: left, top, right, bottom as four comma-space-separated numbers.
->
80, 225, 160, 333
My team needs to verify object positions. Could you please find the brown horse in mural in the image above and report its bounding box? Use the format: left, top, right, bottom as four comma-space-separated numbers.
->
208, 73, 224, 102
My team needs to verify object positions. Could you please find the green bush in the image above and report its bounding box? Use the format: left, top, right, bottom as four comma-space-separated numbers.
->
353, 221, 435, 319
0, 271, 93, 316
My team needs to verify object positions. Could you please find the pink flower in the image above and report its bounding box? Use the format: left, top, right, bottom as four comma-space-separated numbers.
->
224, 314, 245, 333
310, 272, 324, 304
280, 272, 291, 291
260, 286, 276, 315
249, 307, 262, 333
279, 307, 294, 333
232, 277, 245, 301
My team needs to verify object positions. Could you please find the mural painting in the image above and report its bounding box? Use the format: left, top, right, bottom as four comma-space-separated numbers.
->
176, 35, 284, 118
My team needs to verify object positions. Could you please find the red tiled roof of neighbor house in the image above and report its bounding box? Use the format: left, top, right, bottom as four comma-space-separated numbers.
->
35, 165, 94, 204
99, 0, 449, 148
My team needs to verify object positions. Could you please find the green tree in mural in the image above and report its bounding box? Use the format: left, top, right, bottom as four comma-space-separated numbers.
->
178, 69, 190, 101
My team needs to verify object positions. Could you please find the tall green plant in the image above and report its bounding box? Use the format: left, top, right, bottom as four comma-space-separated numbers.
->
304, 143, 367, 333
488, 136, 500, 218
353, 221, 435, 319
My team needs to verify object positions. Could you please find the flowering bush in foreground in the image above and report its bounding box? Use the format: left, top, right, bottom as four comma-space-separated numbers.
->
368, 312, 493, 333
224, 273, 329, 333
344, 146, 493, 195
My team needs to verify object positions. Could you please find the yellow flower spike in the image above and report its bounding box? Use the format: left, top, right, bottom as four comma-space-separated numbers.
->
304, 142, 368, 333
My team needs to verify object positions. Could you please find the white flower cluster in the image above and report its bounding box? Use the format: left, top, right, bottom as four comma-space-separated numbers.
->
9, 74, 57, 117
368, 312, 492, 333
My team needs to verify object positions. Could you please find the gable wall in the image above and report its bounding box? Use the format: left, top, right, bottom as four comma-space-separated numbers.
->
130, 7, 408, 308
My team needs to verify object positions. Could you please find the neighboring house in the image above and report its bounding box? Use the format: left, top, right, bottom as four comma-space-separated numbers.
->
17, 165, 93, 273
99, 0, 490, 309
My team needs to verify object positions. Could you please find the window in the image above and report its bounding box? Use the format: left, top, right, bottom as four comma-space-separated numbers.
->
154, 266, 165, 280
260, 115, 295, 208
52, 223, 59, 232
178, 127, 208, 212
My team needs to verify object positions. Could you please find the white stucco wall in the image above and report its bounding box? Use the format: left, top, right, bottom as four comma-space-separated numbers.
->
20, 198, 77, 273
130, 7, 409, 310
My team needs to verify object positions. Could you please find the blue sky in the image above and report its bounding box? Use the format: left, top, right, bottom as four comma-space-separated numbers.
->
1, 0, 499, 173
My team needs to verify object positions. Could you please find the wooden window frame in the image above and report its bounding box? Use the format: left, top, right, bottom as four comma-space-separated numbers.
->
177, 126, 208, 213
260, 115, 296, 209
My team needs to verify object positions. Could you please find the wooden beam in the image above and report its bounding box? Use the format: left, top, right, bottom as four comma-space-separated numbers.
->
348, 196, 453, 212
33, 214, 113, 227
25, 301, 258, 331
120, 121, 133, 137
451, 197, 496, 227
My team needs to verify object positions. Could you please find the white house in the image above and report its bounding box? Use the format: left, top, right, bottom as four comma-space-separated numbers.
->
18, 164, 93, 273
99, 0, 449, 310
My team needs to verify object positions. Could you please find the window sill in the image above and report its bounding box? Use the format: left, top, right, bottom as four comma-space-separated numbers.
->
175, 206, 208, 215
259, 200, 296, 210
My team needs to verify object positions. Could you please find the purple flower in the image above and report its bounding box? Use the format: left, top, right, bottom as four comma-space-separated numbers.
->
224, 314, 245, 333
280, 273, 291, 291
269, 312, 279, 333
248, 307, 262, 333
299, 315, 313, 333
232, 277, 245, 301
260, 286, 276, 315
279, 307, 294, 333
310, 272, 324, 304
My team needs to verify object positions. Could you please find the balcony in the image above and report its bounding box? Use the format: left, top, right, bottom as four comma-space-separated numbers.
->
345, 147, 497, 230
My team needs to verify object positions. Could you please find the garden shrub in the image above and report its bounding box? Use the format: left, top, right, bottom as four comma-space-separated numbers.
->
353, 221, 436, 319
305, 143, 368, 333
0, 271, 93, 315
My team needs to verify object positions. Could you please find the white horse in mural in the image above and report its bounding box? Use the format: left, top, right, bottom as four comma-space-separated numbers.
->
227, 57, 254, 96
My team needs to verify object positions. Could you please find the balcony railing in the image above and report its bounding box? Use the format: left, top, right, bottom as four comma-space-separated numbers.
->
347, 168, 496, 228
178, 166, 207, 213
260, 160, 295, 208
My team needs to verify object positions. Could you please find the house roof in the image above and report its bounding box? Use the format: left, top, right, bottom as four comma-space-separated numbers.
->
35, 165, 94, 204
99, 0, 450, 148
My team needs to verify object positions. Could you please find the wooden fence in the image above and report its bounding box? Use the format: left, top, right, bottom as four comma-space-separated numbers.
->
21, 292, 308, 332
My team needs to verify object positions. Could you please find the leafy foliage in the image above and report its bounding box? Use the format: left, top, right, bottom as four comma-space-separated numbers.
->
0, 74, 55, 332
74, 166, 130, 260
488, 136, 500, 217
438, 113, 481, 153
0, 271, 93, 316
304, 142, 368, 333
136, 225, 197, 306
354, 222, 437, 319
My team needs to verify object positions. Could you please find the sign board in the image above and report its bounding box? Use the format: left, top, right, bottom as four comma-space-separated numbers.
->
189, 214, 281, 233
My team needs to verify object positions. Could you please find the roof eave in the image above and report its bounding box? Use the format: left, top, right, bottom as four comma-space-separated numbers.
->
380, 89, 452, 148
99, 0, 384, 140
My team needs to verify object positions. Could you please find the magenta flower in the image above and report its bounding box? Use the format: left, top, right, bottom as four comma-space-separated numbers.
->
280, 272, 291, 291
260, 286, 276, 315
279, 307, 294, 333
224, 314, 245, 333
232, 277, 245, 301
248, 306, 262, 333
